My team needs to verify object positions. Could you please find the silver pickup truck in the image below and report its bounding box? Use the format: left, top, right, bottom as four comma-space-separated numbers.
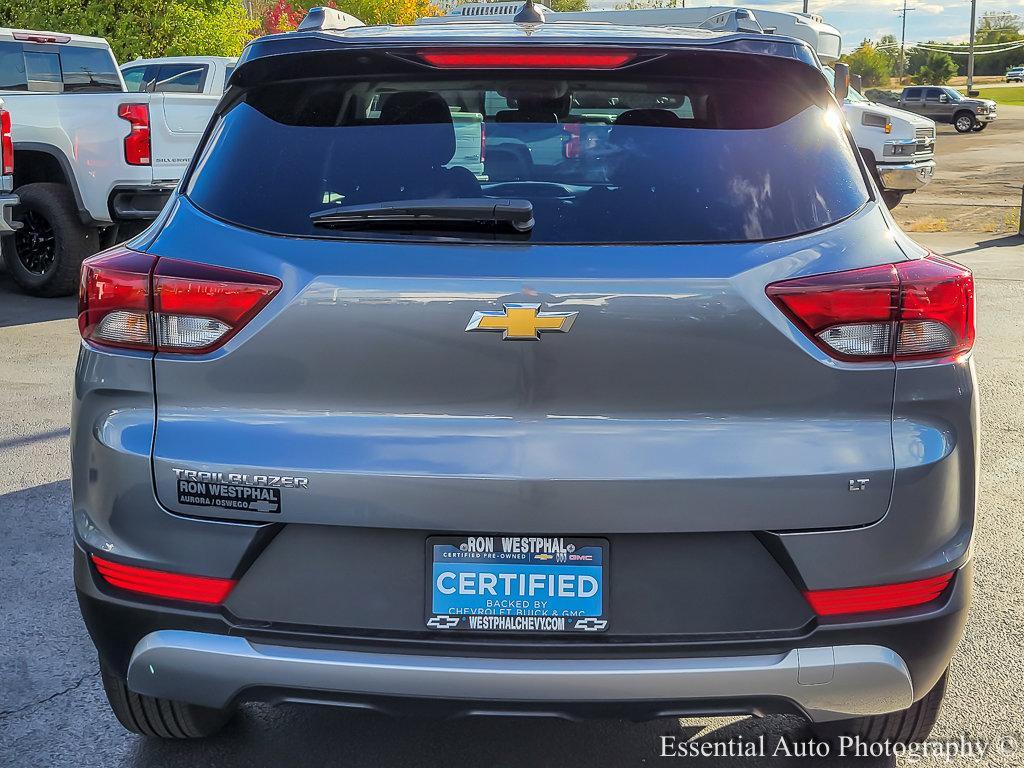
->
898, 86, 997, 133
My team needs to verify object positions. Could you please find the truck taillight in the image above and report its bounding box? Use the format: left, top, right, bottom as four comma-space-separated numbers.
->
563, 123, 582, 159
1, 108, 12, 176
79, 248, 281, 354
118, 103, 151, 166
767, 254, 974, 362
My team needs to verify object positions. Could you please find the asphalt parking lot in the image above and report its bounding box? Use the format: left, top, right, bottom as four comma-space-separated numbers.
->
895, 104, 1024, 234
2, 230, 1023, 767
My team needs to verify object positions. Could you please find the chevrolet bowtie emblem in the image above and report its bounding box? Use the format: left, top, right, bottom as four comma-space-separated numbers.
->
465, 303, 578, 340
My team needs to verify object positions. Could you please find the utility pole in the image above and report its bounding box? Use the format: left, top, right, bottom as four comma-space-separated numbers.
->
967, 0, 978, 94
896, 0, 916, 85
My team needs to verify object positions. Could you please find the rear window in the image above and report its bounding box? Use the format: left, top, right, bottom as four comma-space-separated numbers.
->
0, 41, 121, 93
187, 52, 869, 244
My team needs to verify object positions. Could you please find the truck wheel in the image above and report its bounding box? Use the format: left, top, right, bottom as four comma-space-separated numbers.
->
971, 122, 988, 132
954, 112, 976, 133
100, 663, 235, 738
881, 190, 906, 209
812, 669, 947, 747
5, 182, 99, 297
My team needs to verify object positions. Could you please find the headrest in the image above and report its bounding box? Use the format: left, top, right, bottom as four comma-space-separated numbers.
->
379, 91, 454, 125
494, 110, 558, 123
614, 109, 683, 128
377, 91, 455, 167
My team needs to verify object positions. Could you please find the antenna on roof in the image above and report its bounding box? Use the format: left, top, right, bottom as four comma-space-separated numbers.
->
296, 6, 365, 32
514, 0, 546, 24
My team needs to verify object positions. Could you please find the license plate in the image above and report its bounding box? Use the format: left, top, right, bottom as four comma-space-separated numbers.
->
426, 536, 608, 633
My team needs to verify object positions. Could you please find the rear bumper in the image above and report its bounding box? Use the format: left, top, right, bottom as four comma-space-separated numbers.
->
126, 631, 913, 722
109, 184, 175, 221
876, 160, 935, 191
0, 192, 17, 234
76, 539, 972, 723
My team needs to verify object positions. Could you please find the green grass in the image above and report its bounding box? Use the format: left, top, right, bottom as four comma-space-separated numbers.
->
961, 86, 1024, 107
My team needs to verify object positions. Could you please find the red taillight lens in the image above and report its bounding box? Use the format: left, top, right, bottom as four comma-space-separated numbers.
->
563, 123, 582, 159
1, 108, 13, 176
79, 247, 281, 354
12, 32, 71, 43
91, 555, 235, 604
79, 249, 156, 350
418, 48, 637, 69
118, 103, 151, 166
805, 572, 954, 616
153, 258, 281, 352
767, 254, 974, 362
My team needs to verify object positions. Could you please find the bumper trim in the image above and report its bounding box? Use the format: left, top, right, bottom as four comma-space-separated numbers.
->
0, 192, 18, 234
127, 630, 914, 722
877, 160, 935, 191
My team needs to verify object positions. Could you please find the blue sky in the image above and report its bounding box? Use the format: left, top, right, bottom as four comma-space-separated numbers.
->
586, 0, 1024, 51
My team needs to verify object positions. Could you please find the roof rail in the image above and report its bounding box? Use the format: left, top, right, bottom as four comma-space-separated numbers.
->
296, 6, 365, 32
697, 8, 764, 34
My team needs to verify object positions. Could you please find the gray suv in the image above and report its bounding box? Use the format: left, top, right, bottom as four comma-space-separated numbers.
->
898, 85, 997, 133
73, 11, 977, 746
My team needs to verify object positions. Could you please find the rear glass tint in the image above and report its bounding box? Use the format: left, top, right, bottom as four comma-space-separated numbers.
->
187, 58, 868, 244
0, 41, 121, 93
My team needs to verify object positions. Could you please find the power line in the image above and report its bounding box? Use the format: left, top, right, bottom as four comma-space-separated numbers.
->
895, 0, 916, 84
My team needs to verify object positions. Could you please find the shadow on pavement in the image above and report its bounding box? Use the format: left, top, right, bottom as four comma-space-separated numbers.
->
0, 269, 77, 329
942, 234, 1024, 258
127, 706, 894, 768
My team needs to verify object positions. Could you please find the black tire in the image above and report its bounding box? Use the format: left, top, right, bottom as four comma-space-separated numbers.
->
5, 182, 99, 297
953, 112, 976, 133
812, 669, 947, 747
971, 121, 988, 132
100, 663, 234, 738
881, 190, 906, 209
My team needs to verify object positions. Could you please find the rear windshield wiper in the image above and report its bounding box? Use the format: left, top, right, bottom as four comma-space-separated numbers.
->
310, 198, 534, 233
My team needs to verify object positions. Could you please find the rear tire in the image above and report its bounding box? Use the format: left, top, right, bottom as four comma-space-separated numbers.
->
954, 112, 976, 133
881, 190, 906, 209
5, 182, 99, 297
100, 663, 234, 738
812, 669, 947, 747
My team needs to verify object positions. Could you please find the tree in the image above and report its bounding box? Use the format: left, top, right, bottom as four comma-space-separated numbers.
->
912, 51, 957, 85
547, 0, 588, 11
876, 33, 905, 80
840, 41, 891, 88
0, 0, 257, 60
976, 12, 1022, 46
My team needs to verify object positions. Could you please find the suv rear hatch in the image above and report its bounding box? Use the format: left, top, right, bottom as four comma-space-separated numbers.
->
144, 40, 901, 535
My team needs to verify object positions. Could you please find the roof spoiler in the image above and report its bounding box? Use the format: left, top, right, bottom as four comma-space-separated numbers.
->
698, 8, 764, 34
296, 6, 365, 32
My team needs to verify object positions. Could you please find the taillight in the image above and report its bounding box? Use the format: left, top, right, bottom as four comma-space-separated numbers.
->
563, 123, 582, 159
805, 572, 954, 616
118, 103, 151, 166
153, 258, 281, 352
91, 554, 235, 604
1, 108, 12, 176
417, 48, 637, 69
79, 247, 281, 354
78, 249, 155, 351
12, 32, 71, 44
766, 254, 974, 362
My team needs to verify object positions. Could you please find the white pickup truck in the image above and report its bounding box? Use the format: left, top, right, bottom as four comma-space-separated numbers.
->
0, 30, 221, 295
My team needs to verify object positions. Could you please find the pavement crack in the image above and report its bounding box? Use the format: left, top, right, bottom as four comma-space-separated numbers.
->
0, 671, 99, 720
